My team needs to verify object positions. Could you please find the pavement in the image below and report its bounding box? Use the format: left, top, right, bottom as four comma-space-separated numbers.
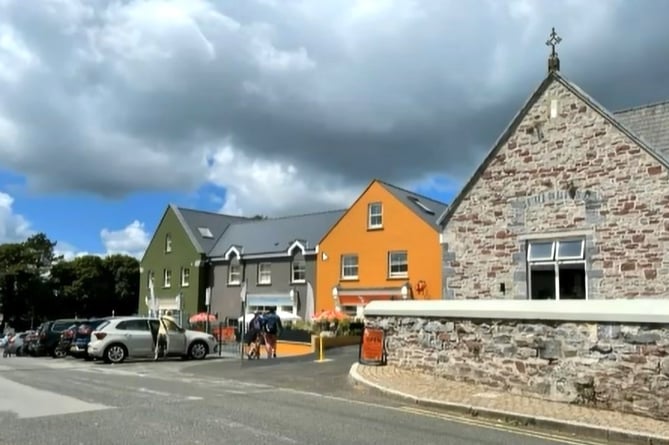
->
350, 363, 669, 445
0, 348, 644, 445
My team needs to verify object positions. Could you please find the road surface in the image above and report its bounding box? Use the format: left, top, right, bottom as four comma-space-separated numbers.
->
0, 349, 609, 445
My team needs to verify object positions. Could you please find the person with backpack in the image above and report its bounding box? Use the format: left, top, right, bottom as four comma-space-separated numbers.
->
262, 307, 282, 359
245, 311, 264, 359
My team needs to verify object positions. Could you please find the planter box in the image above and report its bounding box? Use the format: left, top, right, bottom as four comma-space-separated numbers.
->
278, 329, 312, 343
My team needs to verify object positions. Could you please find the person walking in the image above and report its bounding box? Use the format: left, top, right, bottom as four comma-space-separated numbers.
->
154, 317, 168, 360
245, 311, 264, 359
262, 307, 282, 359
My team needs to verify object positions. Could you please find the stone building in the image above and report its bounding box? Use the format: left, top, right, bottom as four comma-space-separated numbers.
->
438, 33, 669, 300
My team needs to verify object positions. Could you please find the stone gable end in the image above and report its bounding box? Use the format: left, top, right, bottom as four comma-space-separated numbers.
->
442, 78, 669, 300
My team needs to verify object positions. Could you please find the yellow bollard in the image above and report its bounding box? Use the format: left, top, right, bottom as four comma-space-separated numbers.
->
314, 333, 332, 363
319, 335, 324, 361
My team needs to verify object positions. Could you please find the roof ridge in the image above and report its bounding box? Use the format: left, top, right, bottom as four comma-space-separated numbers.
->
612, 99, 669, 115
377, 179, 449, 206
174, 205, 249, 219
227, 208, 347, 226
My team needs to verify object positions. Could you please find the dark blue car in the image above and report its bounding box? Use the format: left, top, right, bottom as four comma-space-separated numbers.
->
69, 319, 109, 360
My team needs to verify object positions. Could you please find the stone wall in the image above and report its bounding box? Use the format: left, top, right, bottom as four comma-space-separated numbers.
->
441, 77, 669, 300
366, 314, 669, 421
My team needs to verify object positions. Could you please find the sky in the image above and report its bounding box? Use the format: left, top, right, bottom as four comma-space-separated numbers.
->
1, 0, 669, 260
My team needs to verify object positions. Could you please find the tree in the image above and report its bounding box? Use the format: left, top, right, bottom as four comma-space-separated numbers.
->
67, 255, 108, 317
0, 233, 140, 327
0, 233, 59, 329
102, 254, 139, 316
48, 253, 140, 318
251, 214, 268, 220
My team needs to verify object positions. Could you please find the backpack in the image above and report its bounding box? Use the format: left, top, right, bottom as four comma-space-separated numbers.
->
264, 315, 278, 334
251, 316, 263, 332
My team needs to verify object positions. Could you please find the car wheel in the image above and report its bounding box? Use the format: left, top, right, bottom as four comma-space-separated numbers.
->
188, 341, 208, 360
103, 344, 127, 364
53, 348, 67, 359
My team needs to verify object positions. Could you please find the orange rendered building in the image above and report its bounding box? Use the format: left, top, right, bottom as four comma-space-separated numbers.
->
315, 180, 448, 317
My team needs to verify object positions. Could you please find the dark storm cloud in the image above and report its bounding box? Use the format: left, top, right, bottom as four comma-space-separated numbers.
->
1, 0, 669, 205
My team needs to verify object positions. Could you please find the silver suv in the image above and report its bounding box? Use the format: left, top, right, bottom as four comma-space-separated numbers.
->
87, 316, 218, 364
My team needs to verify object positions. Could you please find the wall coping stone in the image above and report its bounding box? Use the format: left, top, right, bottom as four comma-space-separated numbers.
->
363, 299, 669, 324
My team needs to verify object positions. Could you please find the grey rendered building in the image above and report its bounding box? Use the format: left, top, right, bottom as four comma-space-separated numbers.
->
207, 210, 345, 322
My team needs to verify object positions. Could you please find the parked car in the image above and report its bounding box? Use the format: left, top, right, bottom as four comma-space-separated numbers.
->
70, 319, 109, 360
87, 316, 218, 364
55, 322, 86, 358
24, 328, 42, 356
4, 332, 28, 356
35, 319, 79, 357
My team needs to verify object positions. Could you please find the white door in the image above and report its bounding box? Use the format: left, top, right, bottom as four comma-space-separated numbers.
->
117, 319, 153, 357
161, 317, 187, 355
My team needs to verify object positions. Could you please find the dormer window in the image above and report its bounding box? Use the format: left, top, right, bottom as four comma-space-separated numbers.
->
368, 202, 383, 229
165, 234, 172, 253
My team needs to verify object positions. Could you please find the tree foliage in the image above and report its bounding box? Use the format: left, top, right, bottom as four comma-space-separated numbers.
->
0, 233, 139, 331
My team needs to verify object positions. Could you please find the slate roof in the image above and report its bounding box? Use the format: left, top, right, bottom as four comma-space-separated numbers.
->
613, 101, 669, 158
377, 180, 448, 230
171, 205, 250, 254
437, 70, 669, 227
209, 209, 346, 258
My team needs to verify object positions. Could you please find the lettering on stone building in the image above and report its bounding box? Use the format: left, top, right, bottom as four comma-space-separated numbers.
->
512, 189, 601, 210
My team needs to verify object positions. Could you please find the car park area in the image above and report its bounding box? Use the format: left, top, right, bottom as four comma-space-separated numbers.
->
1, 315, 223, 364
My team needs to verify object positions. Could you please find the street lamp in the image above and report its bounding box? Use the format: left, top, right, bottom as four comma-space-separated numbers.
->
332, 285, 340, 311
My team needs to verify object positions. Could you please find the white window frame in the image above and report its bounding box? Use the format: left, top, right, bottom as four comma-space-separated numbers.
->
228, 263, 241, 285
163, 269, 172, 288
341, 254, 359, 280
147, 271, 154, 288
388, 250, 408, 278
165, 234, 172, 253
291, 259, 306, 283
368, 202, 383, 229
527, 239, 587, 300
181, 268, 190, 287
258, 263, 272, 285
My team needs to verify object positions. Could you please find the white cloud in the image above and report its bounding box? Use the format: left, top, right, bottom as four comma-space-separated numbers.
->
53, 241, 93, 261
0, 191, 32, 242
100, 220, 150, 259
207, 143, 360, 216
0, 192, 148, 261
0, 0, 666, 222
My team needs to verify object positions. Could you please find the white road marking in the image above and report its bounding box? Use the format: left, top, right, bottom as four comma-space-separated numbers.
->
213, 417, 298, 443
0, 375, 112, 419
137, 387, 177, 398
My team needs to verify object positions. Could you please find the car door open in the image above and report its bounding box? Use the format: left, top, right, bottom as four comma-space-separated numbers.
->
162, 317, 187, 355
